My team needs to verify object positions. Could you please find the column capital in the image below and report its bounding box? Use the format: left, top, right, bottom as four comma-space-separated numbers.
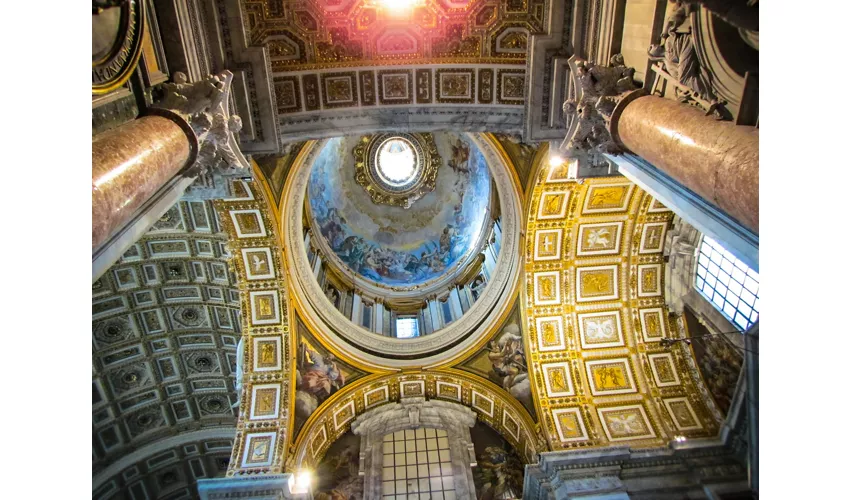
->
152, 70, 250, 176
560, 54, 640, 159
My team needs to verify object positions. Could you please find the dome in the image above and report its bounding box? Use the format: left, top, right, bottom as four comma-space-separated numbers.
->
307, 133, 493, 289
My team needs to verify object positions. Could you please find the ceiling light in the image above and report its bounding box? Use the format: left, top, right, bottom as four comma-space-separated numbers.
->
548, 154, 564, 167
380, 0, 420, 12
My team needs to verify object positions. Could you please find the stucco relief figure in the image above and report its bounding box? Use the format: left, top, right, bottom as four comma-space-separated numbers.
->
608, 413, 646, 435
294, 342, 345, 426
585, 317, 617, 341
586, 227, 611, 248
487, 324, 533, 414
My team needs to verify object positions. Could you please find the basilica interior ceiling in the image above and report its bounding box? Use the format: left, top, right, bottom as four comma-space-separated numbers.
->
92, 200, 241, 498
307, 133, 492, 289
91, 141, 734, 500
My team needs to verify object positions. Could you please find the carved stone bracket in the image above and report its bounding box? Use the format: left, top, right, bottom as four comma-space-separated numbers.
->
560, 54, 638, 159
151, 71, 251, 177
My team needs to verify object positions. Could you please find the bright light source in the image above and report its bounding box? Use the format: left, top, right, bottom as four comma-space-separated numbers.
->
290, 470, 313, 494
674, 435, 687, 443
377, 138, 416, 185
548, 154, 564, 167
380, 0, 419, 12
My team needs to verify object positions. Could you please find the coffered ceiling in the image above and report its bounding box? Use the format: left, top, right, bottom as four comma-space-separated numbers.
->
92, 200, 241, 498
235, 0, 550, 138
243, 0, 547, 69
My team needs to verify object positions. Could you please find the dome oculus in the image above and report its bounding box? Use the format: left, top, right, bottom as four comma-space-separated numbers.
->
353, 133, 441, 209
376, 138, 418, 187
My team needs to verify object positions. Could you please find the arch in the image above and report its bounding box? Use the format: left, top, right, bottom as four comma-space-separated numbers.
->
286, 369, 544, 471
212, 176, 293, 476
92, 427, 236, 494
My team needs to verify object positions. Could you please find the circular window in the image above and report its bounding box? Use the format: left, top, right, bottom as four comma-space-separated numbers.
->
376, 137, 418, 188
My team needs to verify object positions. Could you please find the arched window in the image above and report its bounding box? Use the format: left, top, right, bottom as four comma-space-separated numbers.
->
695, 236, 759, 329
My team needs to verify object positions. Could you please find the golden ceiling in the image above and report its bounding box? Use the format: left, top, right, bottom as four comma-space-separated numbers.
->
242, 0, 547, 70
524, 166, 720, 451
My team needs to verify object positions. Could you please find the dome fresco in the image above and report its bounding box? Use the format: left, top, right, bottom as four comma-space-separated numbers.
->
308, 133, 492, 288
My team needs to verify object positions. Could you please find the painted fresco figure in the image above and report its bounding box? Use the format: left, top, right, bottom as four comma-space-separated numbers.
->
487, 324, 533, 413
474, 446, 523, 499
294, 342, 346, 428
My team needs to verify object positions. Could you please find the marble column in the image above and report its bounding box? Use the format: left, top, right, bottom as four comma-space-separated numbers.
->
612, 92, 759, 233
559, 55, 758, 235
92, 70, 247, 252
92, 113, 194, 250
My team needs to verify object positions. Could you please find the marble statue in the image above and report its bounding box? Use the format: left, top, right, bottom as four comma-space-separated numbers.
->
675, 0, 758, 33
648, 2, 718, 104
232, 337, 244, 409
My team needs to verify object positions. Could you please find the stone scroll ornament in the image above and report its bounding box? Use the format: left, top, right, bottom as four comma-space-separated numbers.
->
560, 54, 638, 158
152, 71, 251, 177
